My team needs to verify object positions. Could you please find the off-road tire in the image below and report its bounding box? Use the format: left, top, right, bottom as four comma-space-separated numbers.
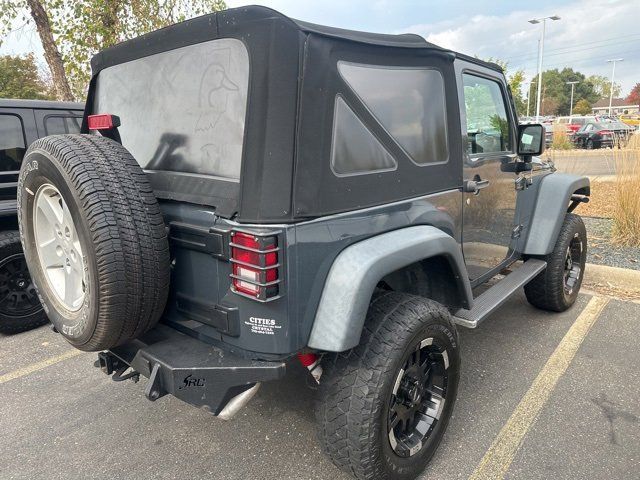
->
316, 291, 460, 480
17, 134, 170, 351
0, 231, 47, 334
525, 213, 587, 312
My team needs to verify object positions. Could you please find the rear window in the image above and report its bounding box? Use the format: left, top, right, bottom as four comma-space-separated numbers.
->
94, 38, 249, 180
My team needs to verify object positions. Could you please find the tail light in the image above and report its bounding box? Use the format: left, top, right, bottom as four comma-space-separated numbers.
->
87, 114, 120, 130
230, 231, 280, 301
598, 130, 612, 136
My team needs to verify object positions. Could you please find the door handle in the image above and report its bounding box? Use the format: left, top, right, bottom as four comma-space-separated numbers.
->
463, 178, 490, 195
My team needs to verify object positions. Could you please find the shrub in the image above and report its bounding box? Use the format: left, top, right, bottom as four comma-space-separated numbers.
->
611, 145, 640, 246
550, 125, 574, 150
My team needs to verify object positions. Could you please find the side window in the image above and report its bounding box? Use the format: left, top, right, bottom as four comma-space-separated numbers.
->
0, 114, 26, 172
44, 115, 82, 135
330, 96, 397, 176
462, 74, 512, 154
338, 62, 449, 166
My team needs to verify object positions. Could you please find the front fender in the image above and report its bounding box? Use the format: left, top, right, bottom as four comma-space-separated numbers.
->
523, 173, 590, 256
307, 226, 471, 352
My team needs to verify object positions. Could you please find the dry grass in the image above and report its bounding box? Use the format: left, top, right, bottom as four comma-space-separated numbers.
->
611, 144, 640, 246
578, 179, 616, 218
550, 125, 574, 150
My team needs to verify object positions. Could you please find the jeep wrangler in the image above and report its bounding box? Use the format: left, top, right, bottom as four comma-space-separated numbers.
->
0, 99, 83, 333
17, 7, 590, 480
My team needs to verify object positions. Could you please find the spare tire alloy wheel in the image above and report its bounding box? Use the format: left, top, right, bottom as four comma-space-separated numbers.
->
33, 184, 86, 311
0, 231, 47, 334
18, 134, 170, 351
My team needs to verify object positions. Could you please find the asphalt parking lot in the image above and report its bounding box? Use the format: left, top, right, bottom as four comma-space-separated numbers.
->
549, 150, 618, 177
1, 292, 639, 480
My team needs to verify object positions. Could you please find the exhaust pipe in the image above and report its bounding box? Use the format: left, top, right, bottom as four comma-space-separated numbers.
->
217, 383, 261, 421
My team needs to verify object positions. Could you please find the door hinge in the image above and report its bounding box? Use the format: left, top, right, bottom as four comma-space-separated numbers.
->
512, 224, 524, 239
515, 176, 530, 191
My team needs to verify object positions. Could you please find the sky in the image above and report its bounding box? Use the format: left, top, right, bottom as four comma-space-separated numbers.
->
1, 0, 639, 96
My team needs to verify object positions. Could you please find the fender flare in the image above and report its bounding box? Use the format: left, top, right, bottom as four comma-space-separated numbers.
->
307, 226, 472, 352
523, 173, 590, 256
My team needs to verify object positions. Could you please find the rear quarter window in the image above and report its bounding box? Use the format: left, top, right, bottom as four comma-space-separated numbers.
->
338, 62, 449, 167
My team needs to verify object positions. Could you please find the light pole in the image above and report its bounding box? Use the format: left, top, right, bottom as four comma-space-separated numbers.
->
529, 15, 561, 122
566, 81, 579, 119
606, 58, 623, 115
526, 82, 532, 117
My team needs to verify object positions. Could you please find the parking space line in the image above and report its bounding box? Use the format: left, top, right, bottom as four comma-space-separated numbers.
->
0, 349, 83, 385
468, 296, 610, 480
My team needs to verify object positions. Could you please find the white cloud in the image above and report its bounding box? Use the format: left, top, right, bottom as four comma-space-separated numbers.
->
2, 0, 638, 97
400, 0, 639, 95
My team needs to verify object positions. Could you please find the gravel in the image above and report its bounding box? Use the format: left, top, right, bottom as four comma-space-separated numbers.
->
583, 216, 640, 271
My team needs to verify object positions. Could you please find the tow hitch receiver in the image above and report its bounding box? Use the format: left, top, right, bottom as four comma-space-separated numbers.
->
95, 325, 286, 415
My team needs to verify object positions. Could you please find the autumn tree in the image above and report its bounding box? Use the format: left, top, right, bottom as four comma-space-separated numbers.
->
573, 99, 592, 116
586, 74, 622, 100
627, 83, 640, 106
0, 0, 227, 100
0, 54, 54, 99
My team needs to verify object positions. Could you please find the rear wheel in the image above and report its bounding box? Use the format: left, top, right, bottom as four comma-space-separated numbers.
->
0, 231, 46, 334
18, 134, 170, 351
317, 292, 460, 480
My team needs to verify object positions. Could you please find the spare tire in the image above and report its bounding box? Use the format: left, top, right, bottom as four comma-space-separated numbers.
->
17, 134, 170, 351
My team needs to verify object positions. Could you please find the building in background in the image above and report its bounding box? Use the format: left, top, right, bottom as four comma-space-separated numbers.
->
592, 98, 639, 115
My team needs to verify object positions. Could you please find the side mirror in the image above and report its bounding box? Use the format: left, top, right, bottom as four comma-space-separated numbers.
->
517, 124, 545, 158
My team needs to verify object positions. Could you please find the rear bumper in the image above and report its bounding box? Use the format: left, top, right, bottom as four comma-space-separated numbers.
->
100, 325, 286, 415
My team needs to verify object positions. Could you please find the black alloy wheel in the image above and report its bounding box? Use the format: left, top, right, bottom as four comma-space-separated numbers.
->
0, 253, 41, 318
387, 336, 449, 458
563, 233, 583, 298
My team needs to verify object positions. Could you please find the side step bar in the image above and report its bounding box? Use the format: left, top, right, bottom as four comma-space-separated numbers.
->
453, 259, 547, 328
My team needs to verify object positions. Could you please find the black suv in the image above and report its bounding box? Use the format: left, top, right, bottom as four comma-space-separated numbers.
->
17, 7, 590, 479
0, 99, 83, 333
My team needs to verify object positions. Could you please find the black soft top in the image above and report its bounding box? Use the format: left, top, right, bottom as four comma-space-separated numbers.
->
87, 6, 501, 222
91, 5, 499, 74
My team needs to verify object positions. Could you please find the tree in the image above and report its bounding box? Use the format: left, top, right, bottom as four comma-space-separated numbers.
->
0, 0, 227, 100
0, 0, 73, 100
627, 83, 640, 106
478, 57, 526, 115
0, 54, 54, 99
586, 74, 622, 100
508, 70, 527, 116
540, 95, 559, 116
573, 99, 592, 115
529, 68, 600, 116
